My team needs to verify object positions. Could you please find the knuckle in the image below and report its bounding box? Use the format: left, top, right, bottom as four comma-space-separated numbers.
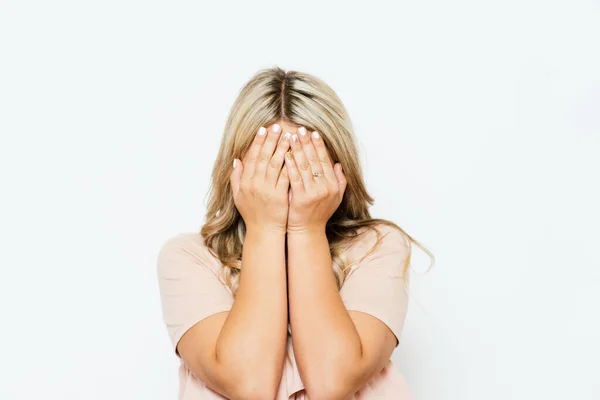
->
308, 154, 319, 163
249, 179, 260, 193
258, 154, 269, 164
269, 158, 280, 169
249, 144, 260, 156
239, 181, 250, 192
300, 162, 311, 171
320, 155, 331, 164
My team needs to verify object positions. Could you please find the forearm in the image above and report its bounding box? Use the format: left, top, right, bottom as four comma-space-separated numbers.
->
215, 227, 288, 394
287, 228, 365, 398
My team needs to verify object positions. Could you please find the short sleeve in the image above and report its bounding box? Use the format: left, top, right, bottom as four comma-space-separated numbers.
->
156, 233, 234, 357
339, 226, 410, 348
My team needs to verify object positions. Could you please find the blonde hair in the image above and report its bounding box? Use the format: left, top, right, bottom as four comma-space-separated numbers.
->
200, 66, 434, 295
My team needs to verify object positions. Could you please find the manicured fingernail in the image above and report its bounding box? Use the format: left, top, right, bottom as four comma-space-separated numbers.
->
272, 124, 281, 133
298, 127, 306, 136
292, 134, 298, 142
233, 159, 237, 168
283, 132, 291, 140
312, 131, 320, 140
258, 127, 266, 136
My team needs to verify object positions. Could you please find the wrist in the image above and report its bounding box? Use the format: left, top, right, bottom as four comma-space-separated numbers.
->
286, 224, 326, 237
246, 224, 288, 237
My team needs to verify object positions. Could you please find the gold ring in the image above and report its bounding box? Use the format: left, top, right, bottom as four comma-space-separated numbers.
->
313, 172, 323, 178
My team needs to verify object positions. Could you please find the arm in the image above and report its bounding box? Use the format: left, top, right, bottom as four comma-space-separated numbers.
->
283, 127, 404, 400
167, 124, 292, 400
176, 229, 287, 400
287, 229, 398, 400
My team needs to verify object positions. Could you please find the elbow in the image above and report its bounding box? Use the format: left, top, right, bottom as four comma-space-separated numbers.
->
306, 387, 351, 400
216, 352, 282, 400
231, 373, 279, 400
304, 375, 355, 400
233, 387, 277, 400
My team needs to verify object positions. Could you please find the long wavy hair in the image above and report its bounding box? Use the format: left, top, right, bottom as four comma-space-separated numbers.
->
200, 66, 434, 296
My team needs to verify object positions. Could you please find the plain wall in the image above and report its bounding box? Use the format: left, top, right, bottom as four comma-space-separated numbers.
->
1, 1, 599, 399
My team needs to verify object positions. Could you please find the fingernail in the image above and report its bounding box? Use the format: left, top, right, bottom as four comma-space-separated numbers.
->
312, 131, 320, 140
272, 124, 281, 133
283, 132, 291, 140
298, 127, 307, 136
258, 127, 267, 136
233, 159, 237, 168
292, 134, 298, 142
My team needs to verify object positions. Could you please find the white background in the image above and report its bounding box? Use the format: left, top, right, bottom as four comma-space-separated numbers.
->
1, 1, 599, 399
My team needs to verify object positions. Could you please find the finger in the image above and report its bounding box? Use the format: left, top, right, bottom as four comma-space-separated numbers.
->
276, 152, 290, 192
230, 158, 244, 198
241, 126, 269, 180
289, 132, 315, 190
297, 126, 324, 186
310, 130, 336, 182
284, 147, 305, 194
333, 162, 347, 200
297, 126, 331, 185
266, 131, 291, 186
254, 123, 283, 179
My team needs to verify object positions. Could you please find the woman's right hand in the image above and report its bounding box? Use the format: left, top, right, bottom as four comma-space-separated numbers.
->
230, 124, 291, 234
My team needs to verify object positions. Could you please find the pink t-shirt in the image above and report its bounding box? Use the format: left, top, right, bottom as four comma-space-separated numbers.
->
157, 224, 415, 399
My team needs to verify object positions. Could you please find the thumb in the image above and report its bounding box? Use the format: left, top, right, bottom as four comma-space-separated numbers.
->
230, 158, 243, 196
277, 162, 290, 192
334, 163, 347, 194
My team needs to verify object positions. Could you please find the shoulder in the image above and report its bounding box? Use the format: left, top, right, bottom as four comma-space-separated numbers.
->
352, 223, 411, 259
343, 223, 411, 280
156, 232, 220, 277
157, 232, 206, 259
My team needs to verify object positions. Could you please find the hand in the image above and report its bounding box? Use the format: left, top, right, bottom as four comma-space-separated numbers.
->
230, 124, 291, 234
284, 126, 347, 234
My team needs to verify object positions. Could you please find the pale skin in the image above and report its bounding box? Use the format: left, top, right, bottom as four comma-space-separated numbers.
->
176, 121, 397, 400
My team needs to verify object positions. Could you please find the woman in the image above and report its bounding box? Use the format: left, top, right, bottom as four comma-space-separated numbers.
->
157, 67, 434, 400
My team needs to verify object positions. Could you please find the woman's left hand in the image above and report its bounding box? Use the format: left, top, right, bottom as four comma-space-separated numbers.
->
284, 126, 347, 234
